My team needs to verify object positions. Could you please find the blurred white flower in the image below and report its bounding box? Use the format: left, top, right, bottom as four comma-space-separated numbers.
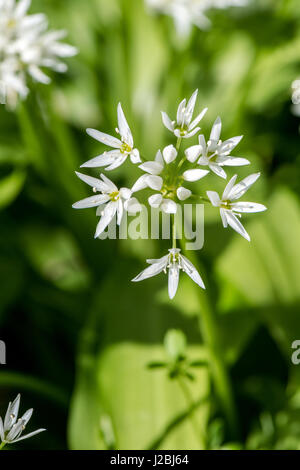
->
0, 394, 45, 447
185, 116, 249, 179
133, 146, 208, 213
162, 89, 207, 139
207, 173, 266, 241
132, 248, 205, 299
73, 172, 141, 238
146, 0, 248, 38
82, 104, 141, 171
0, 0, 77, 108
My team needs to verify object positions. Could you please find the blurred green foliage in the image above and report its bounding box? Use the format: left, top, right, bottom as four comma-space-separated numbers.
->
0, 0, 300, 450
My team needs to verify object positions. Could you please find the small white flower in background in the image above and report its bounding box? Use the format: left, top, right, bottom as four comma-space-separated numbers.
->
162, 89, 207, 139
0, 0, 77, 108
145, 0, 249, 38
73, 90, 266, 299
291, 79, 300, 116
133, 145, 208, 214
185, 116, 249, 179
132, 248, 205, 299
207, 173, 267, 241
0, 394, 45, 447
72, 172, 141, 239
81, 104, 141, 171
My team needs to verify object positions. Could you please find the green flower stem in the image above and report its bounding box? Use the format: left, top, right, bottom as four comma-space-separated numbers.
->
177, 376, 206, 449
176, 137, 182, 151
0, 442, 6, 450
172, 213, 177, 250
179, 244, 238, 439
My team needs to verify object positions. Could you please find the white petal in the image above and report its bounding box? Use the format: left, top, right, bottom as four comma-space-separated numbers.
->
222, 174, 238, 200
209, 163, 227, 179
148, 194, 163, 208
225, 210, 250, 241
219, 136, 243, 153
207, 191, 221, 207
117, 198, 124, 226
75, 171, 110, 192
15, 0, 31, 18
231, 202, 267, 213
86, 128, 121, 149
181, 255, 205, 289
119, 187, 132, 200
28, 65, 51, 84
13, 428, 46, 443
220, 208, 228, 227
146, 175, 163, 191
161, 199, 177, 214
163, 144, 177, 164
131, 175, 148, 192
95, 202, 117, 238
229, 173, 261, 201
210, 116, 222, 142
183, 169, 209, 182
117, 103, 133, 148
177, 187, 192, 201
176, 98, 186, 125
139, 161, 163, 175
221, 156, 250, 166
130, 149, 141, 164
161, 112, 174, 132
189, 107, 208, 131
186, 89, 198, 117
0, 416, 4, 442
185, 145, 201, 163
132, 256, 168, 282
102, 154, 127, 171
100, 173, 118, 192
183, 127, 200, 139
80, 150, 121, 169
155, 150, 164, 165
20, 408, 33, 426
168, 266, 180, 299
72, 194, 110, 209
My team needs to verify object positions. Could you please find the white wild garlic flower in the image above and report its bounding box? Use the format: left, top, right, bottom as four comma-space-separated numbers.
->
0, 394, 45, 447
145, 0, 249, 38
0, 0, 77, 108
73, 90, 266, 299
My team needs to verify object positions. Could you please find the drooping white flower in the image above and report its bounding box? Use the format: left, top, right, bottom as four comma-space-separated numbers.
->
207, 173, 267, 241
161, 89, 207, 139
133, 146, 208, 213
185, 116, 249, 179
291, 79, 300, 105
132, 248, 205, 299
81, 104, 141, 171
72, 172, 141, 238
145, 0, 248, 38
0, 0, 77, 108
0, 394, 45, 446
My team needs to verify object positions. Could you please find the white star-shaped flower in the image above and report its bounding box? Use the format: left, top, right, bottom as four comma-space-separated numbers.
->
81, 103, 141, 171
161, 89, 207, 139
73, 172, 141, 238
132, 145, 208, 214
207, 173, 267, 241
132, 248, 205, 299
185, 116, 249, 179
0, 0, 77, 108
0, 394, 45, 446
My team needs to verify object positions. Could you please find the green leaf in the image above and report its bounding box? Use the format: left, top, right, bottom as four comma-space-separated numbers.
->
0, 169, 26, 209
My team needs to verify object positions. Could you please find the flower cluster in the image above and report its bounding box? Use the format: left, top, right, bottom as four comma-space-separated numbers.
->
0, 0, 77, 108
73, 89, 266, 299
0, 394, 45, 448
145, 0, 248, 37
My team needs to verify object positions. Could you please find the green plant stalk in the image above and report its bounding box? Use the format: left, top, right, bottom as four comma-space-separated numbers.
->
177, 376, 206, 449
174, 137, 238, 438
0, 442, 6, 450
